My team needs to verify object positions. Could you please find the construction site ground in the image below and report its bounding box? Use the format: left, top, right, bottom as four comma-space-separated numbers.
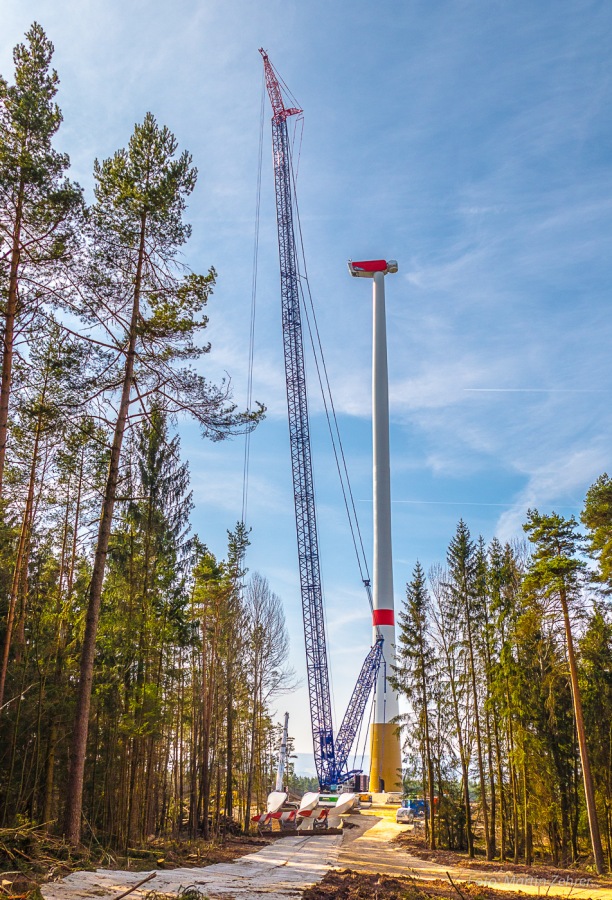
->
15, 804, 612, 899
334, 807, 612, 900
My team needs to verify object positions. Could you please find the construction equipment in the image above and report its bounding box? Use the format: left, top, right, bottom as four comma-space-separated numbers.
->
259, 48, 384, 790
275, 712, 289, 792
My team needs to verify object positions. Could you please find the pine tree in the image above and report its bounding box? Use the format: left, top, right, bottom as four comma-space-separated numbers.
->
523, 510, 605, 873
0, 23, 83, 494
190, 546, 226, 839
223, 523, 249, 822
63, 114, 261, 844
512, 586, 576, 865
579, 607, 612, 868
582, 474, 612, 591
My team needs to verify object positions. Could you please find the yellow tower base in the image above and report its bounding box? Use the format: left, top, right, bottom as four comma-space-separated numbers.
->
369, 722, 402, 793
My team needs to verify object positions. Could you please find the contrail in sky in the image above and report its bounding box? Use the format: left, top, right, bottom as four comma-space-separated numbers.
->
464, 388, 609, 393
359, 500, 581, 508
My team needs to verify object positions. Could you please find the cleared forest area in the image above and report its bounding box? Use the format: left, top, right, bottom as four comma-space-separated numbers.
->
0, 21, 285, 857
392, 508, 612, 873
2, 17, 612, 900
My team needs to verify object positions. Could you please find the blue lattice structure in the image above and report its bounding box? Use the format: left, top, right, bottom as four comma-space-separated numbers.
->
260, 49, 383, 790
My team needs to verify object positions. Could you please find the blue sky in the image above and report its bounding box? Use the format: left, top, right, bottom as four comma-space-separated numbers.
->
3, 0, 612, 758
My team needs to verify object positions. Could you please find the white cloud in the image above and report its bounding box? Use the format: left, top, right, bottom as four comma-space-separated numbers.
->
496, 445, 608, 541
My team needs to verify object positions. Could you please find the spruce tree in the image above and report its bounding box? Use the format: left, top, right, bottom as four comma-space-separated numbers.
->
489, 541, 520, 861
429, 562, 473, 854
93, 405, 193, 843
393, 561, 436, 847
447, 520, 492, 858
0, 321, 86, 712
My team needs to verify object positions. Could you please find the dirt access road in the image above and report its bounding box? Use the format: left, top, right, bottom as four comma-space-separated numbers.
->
341, 811, 612, 900
40, 812, 612, 899
41, 833, 343, 900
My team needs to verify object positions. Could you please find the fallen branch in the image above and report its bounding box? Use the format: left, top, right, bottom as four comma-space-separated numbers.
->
446, 871, 468, 900
112, 871, 157, 899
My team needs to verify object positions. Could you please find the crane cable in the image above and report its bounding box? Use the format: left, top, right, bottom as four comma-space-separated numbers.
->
355, 690, 376, 777
285, 124, 378, 634
252, 62, 374, 627
241, 71, 265, 531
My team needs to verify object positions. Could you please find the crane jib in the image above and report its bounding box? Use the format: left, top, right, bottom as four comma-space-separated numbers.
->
272, 112, 335, 786
261, 49, 384, 790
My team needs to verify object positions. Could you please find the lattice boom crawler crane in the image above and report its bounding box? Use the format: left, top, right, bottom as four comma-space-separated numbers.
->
259, 48, 384, 791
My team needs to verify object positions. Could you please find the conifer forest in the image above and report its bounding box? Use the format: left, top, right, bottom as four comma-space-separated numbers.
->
2, 21, 612, 880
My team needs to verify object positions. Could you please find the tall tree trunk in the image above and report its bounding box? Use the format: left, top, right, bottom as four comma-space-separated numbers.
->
2, 661, 27, 824
523, 761, 533, 866
493, 711, 506, 860
509, 754, 520, 863
63, 214, 146, 845
225, 663, 234, 819
43, 722, 58, 825
485, 709, 496, 857
465, 604, 491, 859
0, 412, 42, 710
419, 646, 435, 849
422, 755, 429, 845
560, 584, 605, 873
504, 675, 520, 863
143, 625, 167, 839
244, 666, 260, 832
443, 644, 473, 854
0, 180, 24, 495
43, 451, 85, 829
201, 629, 215, 839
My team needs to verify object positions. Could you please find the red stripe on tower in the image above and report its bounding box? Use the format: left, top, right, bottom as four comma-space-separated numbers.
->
372, 608, 395, 626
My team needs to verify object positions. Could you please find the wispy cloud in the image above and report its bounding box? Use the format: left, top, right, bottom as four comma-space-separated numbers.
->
465, 388, 610, 393
3, 0, 612, 749
496, 445, 608, 541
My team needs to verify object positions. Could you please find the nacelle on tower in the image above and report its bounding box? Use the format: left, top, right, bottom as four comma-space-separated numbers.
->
348, 259, 398, 277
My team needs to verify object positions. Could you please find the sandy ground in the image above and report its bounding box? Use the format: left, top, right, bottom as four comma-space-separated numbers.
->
40, 833, 342, 900
40, 810, 612, 899
339, 811, 612, 899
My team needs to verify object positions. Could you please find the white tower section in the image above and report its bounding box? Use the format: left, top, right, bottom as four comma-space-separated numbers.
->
348, 258, 402, 793
372, 269, 399, 725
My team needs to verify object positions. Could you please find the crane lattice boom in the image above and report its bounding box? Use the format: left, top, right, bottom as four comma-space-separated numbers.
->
260, 48, 383, 789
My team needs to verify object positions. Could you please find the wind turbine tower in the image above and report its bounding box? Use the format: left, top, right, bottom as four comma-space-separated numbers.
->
348, 258, 402, 793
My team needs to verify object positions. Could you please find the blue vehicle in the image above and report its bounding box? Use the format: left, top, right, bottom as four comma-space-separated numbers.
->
403, 798, 429, 816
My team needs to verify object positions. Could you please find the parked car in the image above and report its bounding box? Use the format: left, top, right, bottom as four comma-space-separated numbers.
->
403, 796, 438, 815
395, 806, 415, 824
385, 791, 403, 805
